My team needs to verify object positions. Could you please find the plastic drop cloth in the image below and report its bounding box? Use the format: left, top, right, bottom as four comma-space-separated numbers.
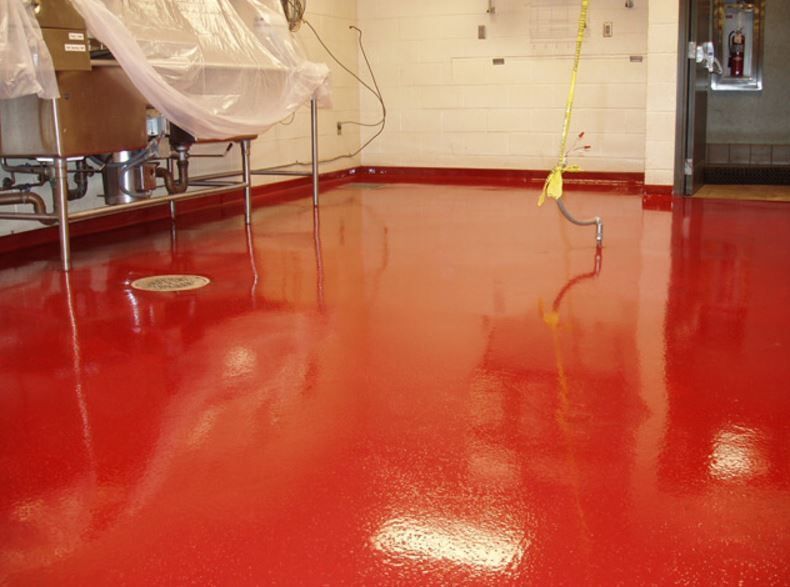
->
0, 0, 59, 99
233, 0, 331, 105
69, 0, 330, 139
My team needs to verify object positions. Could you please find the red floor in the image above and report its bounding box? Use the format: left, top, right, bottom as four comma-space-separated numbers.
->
1, 184, 788, 584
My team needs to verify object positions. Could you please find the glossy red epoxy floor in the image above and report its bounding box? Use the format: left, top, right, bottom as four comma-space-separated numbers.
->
1, 185, 789, 584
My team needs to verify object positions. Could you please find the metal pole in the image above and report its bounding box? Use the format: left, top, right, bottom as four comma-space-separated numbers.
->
250, 170, 312, 177
245, 224, 259, 302
53, 158, 71, 271
67, 184, 245, 221
241, 139, 252, 224
310, 96, 319, 207
313, 206, 325, 312
168, 159, 176, 220
0, 211, 57, 222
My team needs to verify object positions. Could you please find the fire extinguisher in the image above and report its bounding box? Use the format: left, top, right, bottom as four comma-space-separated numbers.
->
728, 28, 745, 77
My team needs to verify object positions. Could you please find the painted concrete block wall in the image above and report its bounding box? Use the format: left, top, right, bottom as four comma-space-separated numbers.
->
357, 0, 649, 173
0, 0, 360, 237
644, 0, 680, 187
236, 0, 362, 175
707, 2, 790, 145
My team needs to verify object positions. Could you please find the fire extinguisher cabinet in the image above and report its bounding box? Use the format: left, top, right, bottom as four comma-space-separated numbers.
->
712, 0, 766, 91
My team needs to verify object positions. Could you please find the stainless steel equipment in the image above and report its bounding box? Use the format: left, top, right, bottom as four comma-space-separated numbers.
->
102, 151, 159, 206
0, 64, 149, 158
0, 0, 322, 272
0, 0, 148, 157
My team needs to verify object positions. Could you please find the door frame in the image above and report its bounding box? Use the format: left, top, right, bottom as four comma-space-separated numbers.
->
673, 0, 713, 196
674, 0, 692, 195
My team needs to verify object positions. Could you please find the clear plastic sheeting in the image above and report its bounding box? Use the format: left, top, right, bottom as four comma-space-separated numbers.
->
0, 0, 59, 100
69, 0, 330, 139
233, 0, 331, 106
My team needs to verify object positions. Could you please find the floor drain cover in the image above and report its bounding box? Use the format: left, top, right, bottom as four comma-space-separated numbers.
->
131, 275, 211, 292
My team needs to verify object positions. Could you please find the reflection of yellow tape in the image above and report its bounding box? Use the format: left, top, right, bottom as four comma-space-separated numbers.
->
538, 0, 590, 207
539, 299, 561, 328
537, 298, 590, 536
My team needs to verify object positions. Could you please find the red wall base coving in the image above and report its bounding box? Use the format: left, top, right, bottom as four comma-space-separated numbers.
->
0, 166, 669, 257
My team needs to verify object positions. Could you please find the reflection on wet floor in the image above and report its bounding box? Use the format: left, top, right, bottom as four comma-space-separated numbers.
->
0, 185, 788, 584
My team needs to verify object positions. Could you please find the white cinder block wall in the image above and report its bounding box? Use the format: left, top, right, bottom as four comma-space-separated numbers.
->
2, 0, 685, 239
0, 0, 360, 237
240, 0, 362, 176
357, 0, 650, 173
645, 0, 680, 187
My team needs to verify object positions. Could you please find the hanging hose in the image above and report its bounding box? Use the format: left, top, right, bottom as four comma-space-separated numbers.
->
557, 197, 603, 245
537, 0, 604, 247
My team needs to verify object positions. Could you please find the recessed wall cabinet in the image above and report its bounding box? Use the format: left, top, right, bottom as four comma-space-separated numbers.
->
712, 0, 765, 91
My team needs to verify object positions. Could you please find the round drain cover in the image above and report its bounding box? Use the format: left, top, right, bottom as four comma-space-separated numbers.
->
131, 274, 211, 292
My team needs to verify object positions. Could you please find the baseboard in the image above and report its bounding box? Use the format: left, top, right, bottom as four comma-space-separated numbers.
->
0, 167, 357, 256
640, 185, 675, 211
0, 165, 651, 257
642, 184, 674, 196
355, 166, 644, 192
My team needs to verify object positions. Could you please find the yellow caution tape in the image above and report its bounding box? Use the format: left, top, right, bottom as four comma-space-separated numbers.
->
538, 0, 590, 207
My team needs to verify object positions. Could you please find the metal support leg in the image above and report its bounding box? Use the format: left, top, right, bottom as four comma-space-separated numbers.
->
310, 97, 319, 208
313, 206, 325, 312
241, 139, 252, 225
53, 158, 71, 271
167, 159, 178, 224
168, 157, 177, 221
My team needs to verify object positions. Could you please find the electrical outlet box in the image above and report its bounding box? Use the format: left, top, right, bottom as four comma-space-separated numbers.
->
603, 22, 613, 37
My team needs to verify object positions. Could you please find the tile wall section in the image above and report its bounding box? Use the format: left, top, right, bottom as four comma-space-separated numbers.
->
708, 144, 790, 166
357, 0, 650, 173
0, 0, 361, 237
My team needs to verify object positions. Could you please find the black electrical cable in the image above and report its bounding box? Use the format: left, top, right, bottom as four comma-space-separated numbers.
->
304, 21, 384, 121
260, 21, 386, 170
279, 112, 297, 126
336, 25, 385, 130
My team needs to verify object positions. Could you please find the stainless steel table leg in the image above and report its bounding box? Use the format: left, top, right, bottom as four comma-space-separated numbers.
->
53, 158, 71, 272
241, 139, 252, 225
310, 97, 319, 208
313, 206, 324, 311
168, 159, 177, 220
